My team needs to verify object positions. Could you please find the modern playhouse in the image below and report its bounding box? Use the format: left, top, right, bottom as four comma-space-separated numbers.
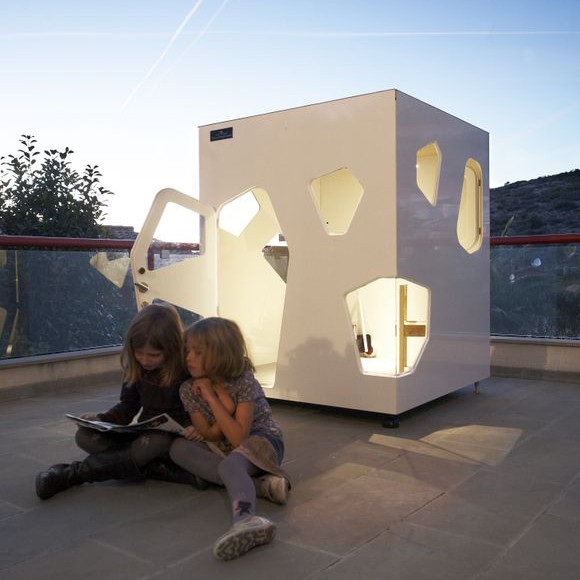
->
130, 89, 489, 425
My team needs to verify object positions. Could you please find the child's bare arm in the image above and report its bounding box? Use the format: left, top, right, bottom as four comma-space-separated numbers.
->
193, 378, 253, 445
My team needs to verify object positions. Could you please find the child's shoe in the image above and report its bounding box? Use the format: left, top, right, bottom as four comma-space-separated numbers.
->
254, 474, 290, 505
213, 515, 276, 560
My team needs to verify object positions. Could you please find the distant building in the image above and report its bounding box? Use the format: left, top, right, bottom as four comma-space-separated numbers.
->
102, 225, 139, 240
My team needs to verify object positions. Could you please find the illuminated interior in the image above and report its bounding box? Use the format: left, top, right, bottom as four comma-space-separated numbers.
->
345, 277, 430, 377
416, 142, 441, 206
457, 158, 483, 254
262, 233, 289, 282
217, 188, 287, 388
309, 167, 364, 235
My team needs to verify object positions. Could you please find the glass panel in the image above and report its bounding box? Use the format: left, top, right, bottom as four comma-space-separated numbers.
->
491, 243, 580, 338
0, 248, 137, 359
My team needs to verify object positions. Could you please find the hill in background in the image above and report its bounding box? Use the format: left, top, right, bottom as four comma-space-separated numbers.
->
490, 169, 580, 237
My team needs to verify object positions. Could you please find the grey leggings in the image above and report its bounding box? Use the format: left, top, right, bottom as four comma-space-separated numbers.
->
170, 439, 260, 520
75, 427, 174, 467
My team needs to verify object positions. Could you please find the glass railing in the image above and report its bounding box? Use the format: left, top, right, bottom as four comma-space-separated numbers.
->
491, 234, 580, 340
0, 236, 137, 359
1, 233, 579, 360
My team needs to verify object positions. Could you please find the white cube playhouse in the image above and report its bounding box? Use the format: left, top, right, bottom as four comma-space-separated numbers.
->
131, 89, 489, 423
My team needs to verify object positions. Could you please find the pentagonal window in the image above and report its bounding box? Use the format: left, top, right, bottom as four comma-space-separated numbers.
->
457, 158, 483, 254
416, 142, 441, 206
345, 278, 430, 377
310, 167, 364, 235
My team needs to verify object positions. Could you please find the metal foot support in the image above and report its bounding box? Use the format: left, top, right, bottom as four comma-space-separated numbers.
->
382, 414, 400, 429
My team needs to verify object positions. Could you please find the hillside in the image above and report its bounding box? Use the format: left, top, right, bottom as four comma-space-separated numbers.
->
490, 169, 580, 237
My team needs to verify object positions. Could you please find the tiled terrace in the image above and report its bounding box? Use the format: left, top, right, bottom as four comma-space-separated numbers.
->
2, 375, 580, 579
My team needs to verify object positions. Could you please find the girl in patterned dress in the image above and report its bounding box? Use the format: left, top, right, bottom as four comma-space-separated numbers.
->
170, 317, 290, 561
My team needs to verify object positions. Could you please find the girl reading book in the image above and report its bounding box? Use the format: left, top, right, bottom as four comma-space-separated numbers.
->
35, 303, 206, 499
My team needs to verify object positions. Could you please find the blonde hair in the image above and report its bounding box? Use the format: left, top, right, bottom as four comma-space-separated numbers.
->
184, 317, 253, 381
121, 303, 185, 387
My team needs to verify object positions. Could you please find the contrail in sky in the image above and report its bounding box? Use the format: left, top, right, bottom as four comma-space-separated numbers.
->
121, 0, 205, 111
153, 0, 229, 85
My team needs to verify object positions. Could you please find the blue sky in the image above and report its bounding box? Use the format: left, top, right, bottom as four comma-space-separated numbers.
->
1, 0, 579, 230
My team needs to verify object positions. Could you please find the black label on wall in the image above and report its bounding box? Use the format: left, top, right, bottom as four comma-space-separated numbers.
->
210, 127, 233, 142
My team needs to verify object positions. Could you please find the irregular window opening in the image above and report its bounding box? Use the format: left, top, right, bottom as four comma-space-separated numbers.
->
310, 167, 364, 235
457, 158, 483, 254
345, 278, 430, 377
416, 142, 441, 206
147, 201, 202, 271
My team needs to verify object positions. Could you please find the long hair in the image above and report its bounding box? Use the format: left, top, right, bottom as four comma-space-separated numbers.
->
184, 317, 253, 381
121, 303, 185, 387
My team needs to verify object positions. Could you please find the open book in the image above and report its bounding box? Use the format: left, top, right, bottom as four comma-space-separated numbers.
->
66, 413, 186, 436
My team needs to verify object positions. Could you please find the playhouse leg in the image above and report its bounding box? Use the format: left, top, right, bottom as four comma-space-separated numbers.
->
382, 414, 400, 429
474, 381, 480, 394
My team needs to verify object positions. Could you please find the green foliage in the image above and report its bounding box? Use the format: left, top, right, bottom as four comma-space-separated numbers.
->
0, 135, 112, 237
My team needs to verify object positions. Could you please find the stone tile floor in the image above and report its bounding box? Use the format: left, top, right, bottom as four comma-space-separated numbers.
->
1, 376, 580, 579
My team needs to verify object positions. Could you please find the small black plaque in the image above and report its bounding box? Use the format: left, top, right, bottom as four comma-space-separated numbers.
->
210, 127, 233, 142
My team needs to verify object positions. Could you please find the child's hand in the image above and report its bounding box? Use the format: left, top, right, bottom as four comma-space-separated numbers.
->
193, 377, 217, 402
182, 425, 204, 441
80, 413, 99, 420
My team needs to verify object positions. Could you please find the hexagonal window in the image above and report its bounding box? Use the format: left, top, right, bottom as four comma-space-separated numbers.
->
310, 167, 364, 235
345, 277, 430, 377
416, 142, 441, 206
457, 158, 483, 254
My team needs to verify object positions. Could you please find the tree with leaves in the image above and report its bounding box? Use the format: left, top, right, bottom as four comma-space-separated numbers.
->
0, 135, 113, 237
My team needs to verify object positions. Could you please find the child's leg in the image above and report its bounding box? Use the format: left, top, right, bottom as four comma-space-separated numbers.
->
169, 438, 223, 485
212, 452, 276, 561
218, 452, 261, 523
134, 434, 209, 489
75, 427, 119, 453
129, 432, 174, 467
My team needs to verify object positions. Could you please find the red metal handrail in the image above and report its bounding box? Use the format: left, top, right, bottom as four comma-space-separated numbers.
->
490, 233, 580, 246
0, 235, 199, 252
0, 235, 134, 250
2, 233, 580, 250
